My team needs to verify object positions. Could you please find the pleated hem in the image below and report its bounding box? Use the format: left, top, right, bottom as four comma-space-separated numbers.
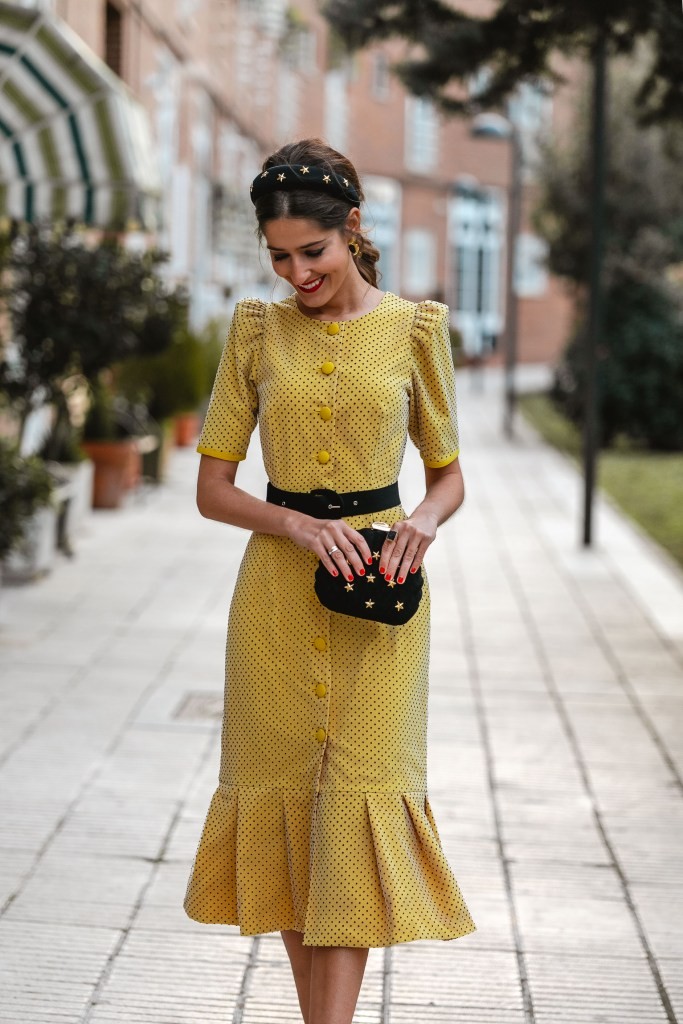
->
183, 785, 476, 948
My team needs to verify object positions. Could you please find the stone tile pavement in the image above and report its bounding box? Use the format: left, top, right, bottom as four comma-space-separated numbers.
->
1, 367, 682, 1023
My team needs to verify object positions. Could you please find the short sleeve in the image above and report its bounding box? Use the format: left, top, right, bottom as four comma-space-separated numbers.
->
196, 298, 264, 462
408, 300, 460, 468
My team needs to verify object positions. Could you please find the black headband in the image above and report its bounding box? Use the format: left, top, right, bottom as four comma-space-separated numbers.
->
250, 163, 361, 206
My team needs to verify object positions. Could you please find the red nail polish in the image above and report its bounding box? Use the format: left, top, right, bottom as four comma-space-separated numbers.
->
379, 566, 385, 574
332, 570, 338, 577
359, 568, 365, 576
347, 575, 353, 581
398, 576, 404, 584
385, 573, 392, 581
366, 557, 372, 565
410, 567, 418, 573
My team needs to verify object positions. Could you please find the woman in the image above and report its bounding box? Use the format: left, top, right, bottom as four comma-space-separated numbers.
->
184, 138, 476, 1024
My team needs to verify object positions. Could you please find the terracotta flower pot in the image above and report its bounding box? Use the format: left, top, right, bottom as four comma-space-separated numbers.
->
174, 411, 201, 447
81, 439, 137, 509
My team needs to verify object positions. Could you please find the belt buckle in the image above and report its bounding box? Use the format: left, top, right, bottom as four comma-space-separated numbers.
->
310, 487, 345, 518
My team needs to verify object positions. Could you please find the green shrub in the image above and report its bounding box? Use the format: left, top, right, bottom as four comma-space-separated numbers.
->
117, 321, 224, 421
0, 441, 53, 561
552, 279, 683, 450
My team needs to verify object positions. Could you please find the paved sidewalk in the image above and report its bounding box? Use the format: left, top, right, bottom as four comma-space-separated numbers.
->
1, 369, 682, 1024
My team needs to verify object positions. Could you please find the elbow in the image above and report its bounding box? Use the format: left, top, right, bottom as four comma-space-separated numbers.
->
196, 487, 213, 520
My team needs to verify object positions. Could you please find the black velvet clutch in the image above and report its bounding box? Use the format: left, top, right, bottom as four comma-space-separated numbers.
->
314, 525, 424, 625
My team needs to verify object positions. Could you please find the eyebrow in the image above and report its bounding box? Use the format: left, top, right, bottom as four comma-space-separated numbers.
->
266, 237, 328, 251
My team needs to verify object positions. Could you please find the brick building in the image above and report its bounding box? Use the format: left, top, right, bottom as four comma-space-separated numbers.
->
1, 0, 581, 363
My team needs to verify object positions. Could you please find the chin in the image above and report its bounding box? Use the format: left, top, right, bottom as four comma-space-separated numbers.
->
295, 276, 333, 303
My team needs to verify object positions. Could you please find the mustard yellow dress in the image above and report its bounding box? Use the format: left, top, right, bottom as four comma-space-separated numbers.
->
183, 291, 476, 947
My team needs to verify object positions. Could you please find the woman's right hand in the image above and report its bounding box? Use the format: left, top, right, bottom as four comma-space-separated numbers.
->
288, 515, 373, 580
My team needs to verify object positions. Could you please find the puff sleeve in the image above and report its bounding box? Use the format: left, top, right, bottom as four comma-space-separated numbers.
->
408, 300, 460, 468
196, 298, 264, 462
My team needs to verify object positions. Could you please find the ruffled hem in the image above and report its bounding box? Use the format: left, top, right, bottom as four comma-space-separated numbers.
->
183, 785, 476, 948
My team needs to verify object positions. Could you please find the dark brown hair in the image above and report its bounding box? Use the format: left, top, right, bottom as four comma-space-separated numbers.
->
253, 138, 381, 288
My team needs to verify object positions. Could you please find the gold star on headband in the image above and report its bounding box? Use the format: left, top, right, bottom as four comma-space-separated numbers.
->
261, 171, 268, 178
343, 178, 349, 187
249, 184, 253, 191
277, 173, 286, 182
300, 166, 310, 174
323, 174, 331, 184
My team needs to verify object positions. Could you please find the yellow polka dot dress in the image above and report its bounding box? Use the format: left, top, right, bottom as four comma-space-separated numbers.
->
183, 292, 476, 947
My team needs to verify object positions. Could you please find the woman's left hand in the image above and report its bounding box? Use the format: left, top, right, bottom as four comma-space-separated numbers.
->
379, 512, 438, 583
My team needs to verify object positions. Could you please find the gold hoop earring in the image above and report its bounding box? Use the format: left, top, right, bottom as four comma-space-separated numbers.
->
348, 239, 361, 258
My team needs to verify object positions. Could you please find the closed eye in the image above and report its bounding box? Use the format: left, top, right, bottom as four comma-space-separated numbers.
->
272, 247, 325, 262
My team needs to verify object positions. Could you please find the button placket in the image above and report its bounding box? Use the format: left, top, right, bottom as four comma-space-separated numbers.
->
312, 607, 332, 788
317, 322, 343, 477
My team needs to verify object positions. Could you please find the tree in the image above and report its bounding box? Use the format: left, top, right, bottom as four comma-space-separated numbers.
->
323, 0, 683, 126
535, 59, 683, 450
0, 223, 187, 458
324, 0, 683, 542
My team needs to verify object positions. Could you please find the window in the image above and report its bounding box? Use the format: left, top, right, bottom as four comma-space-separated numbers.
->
276, 65, 300, 140
372, 52, 390, 101
105, 1, 123, 78
403, 229, 436, 296
449, 186, 504, 356
324, 69, 349, 152
508, 78, 554, 178
514, 233, 549, 297
405, 96, 438, 174
363, 175, 402, 295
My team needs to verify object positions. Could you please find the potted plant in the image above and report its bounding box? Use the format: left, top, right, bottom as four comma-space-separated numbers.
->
0, 440, 54, 588
80, 379, 139, 509
116, 318, 222, 472
170, 327, 210, 446
0, 222, 187, 511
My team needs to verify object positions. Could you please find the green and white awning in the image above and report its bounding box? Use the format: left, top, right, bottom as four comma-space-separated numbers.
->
0, 2, 160, 229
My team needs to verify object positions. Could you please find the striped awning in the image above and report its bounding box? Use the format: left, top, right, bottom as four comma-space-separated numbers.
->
0, 2, 161, 229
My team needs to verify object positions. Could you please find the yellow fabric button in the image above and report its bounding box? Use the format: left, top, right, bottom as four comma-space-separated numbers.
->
315, 683, 327, 698
316, 728, 327, 743
313, 637, 327, 652
321, 361, 335, 374
317, 450, 330, 464
326, 322, 340, 335
319, 406, 332, 421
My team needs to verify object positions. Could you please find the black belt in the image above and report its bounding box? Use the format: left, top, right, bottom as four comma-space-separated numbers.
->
266, 481, 400, 519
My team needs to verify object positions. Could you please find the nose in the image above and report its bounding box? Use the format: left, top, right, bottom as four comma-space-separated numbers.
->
289, 255, 317, 283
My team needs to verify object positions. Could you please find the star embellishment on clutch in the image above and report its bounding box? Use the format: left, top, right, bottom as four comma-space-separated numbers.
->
387, 579, 396, 588
372, 550, 380, 560
345, 582, 354, 592
365, 599, 375, 609
395, 601, 404, 611
366, 574, 376, 583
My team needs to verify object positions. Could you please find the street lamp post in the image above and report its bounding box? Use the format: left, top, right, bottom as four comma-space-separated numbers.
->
470, 112, 523, 438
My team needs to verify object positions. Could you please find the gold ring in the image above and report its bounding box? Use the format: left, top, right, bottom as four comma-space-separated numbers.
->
328, 545, 340, 555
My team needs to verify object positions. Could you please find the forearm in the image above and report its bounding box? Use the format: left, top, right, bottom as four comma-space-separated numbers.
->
409, 463, 464, 528
198, 474, 307, 539
197, 459, 373, 578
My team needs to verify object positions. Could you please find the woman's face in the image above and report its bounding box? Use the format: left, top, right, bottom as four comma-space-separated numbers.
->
263, 214, 360, 309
